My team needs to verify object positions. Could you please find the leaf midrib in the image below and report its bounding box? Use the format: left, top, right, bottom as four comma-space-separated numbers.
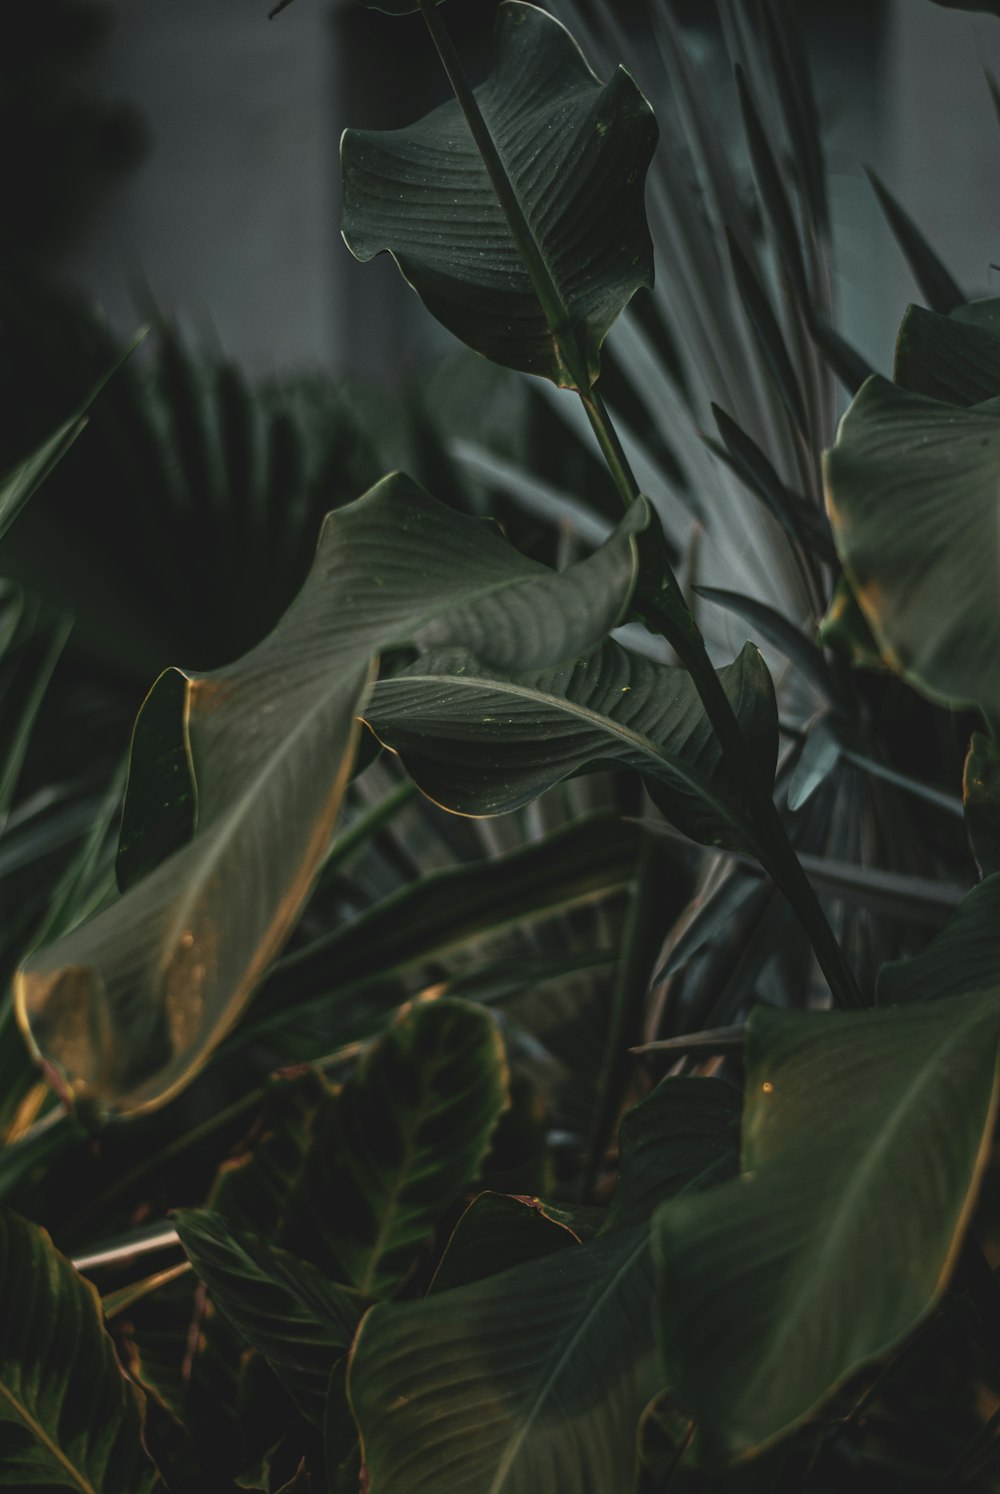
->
0, 1378, 97, 1494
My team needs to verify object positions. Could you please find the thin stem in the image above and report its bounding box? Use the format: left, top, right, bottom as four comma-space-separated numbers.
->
415, 0, 861, 1011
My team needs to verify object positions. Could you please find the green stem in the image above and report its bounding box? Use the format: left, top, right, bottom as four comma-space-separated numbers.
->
416, 0, 592, 391
416, 0, 861, 1012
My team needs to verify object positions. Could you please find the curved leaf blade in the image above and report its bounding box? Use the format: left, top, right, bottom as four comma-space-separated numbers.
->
824, 376, 1000, 726
877, 873, 1000, 1007
347, 1077, 738, 1494
365, 640, 777, 854
0, 1209, 158, 1493
653, 997, 1000, 1464
341, 1, 658, 387
894, 300, 1000, 406
173, 1208, 365, 1427
17, 475, 643, 1114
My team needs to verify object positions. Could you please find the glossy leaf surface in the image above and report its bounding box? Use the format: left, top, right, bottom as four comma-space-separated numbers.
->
348, 1077, 738, 1494
366, 641, 776, 854
16, 475, 643, 1114
342, 1, 657, 387
653, 997, 1000, 1464
0, 1209, 158, 1492
824, 375, 1000, 726
174, 1208, 365, 1426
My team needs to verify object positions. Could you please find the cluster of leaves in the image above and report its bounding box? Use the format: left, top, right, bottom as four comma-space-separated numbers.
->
1, 0, 1000, 1490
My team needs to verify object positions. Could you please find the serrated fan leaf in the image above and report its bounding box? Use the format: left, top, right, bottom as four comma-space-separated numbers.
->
348, 1077, 738, 1494
824, 376, 1000, 727
341, 1, 658, 388
282, 998, 508, 1298
0, 1209, 159, 1493
653, 997, 1000, 1465
16, 475, 645, 1114
173, 1209, 365, 1427
365, 640, 777, 854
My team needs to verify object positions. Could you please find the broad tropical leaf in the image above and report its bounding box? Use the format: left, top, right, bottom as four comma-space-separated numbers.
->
653, 997, 1000, 1464
347, 1077, 739, 1494
0, 1208, 159, 1492
174, 1208, 365, 1427
282, 998, 508, 1298
824, 375, 1000, 727
365, 640, 776, 854
342, 1, 657, 388
16, 475, 645, 1114
877, 873, 1000, 1006
428, 1191, 580, 1295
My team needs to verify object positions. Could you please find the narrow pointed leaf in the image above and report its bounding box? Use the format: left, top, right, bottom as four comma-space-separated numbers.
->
0, 1208, 159, 1493
366, 641, 777, 855
693, 587, 833, 703
348, 1077, 738, 1494
726, 230, 808, 436
17, 475, 644, 1114
786, 715, 841, 813
282, 998, 508, 1299
341, 1, 658, 387
653, 997, 1000, 1464
824, 376, 1000, 726
173, 1208, 365, 1427
0, 415, 87, 545
867, 169, 964, 313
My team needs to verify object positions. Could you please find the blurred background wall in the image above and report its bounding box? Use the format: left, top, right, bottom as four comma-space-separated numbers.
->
13, 0, 1000, 382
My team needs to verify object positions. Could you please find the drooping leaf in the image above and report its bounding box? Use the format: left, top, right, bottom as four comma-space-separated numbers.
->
964, 731, 1000, 877
347, 1077, 738, 1494
16, 474, 645, 1114
365, 641, 777, 855
0, 1208, 159, 1492
282, 998, 508, 1298
893, 300, 1000, 406
653, 997, 1000, 1465
824, 376, 1000, 728
174, 1208, 365, 1427
341, 1, 658, 388
877, 873, 1000, 1007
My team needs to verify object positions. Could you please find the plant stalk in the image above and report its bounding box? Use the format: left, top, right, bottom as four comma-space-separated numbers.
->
416, 0, 861, 1011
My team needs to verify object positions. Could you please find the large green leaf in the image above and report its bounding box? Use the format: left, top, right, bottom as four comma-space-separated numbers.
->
173, 1208, 365, 1427
824, 375, 1000, 728
365, 641, 776, 854
652, 996, 1000, 1465
282, 997, 508, 1298
0, 1208, 159, 1492
347, 1077, 739, 1494
877, 873, 1000, 1007
16, 474, 645, 1114
894, 299, 1000, 405
341, 1, 657, 388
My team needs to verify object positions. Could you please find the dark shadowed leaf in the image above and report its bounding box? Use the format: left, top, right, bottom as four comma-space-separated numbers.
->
894, 299, 1000, 405
366, 641, 777, 855
653, 997, 1000, 1464
824, 376, 1000, 727
0, 1208, 159, 1492
342, 1, 657, 387
866, 169, 964, 313
174, 1208, 365, 1427
428, 1191, 580, 1295
283, 998, 508, 1298
347, 1077, 738, 1494
16, 475, 644, 1114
